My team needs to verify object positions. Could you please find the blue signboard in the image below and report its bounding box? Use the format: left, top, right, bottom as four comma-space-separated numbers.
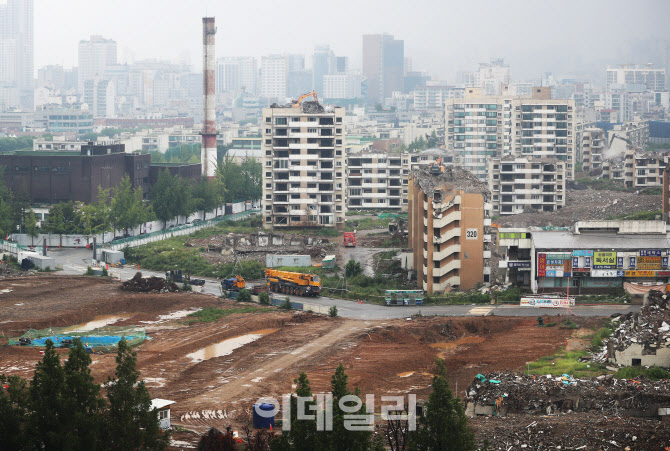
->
630, 257, 636, 268
508, 261, 531, 268
573, 257, 579, 268
547, 259, 565, 266
573, 250, 593, 257
617, 270, 626, 277
585, 256, 591, 267
640, 250, 662, 257
664, 257, 669, 268
617, 257, 624, 268
546, 270, 557, 277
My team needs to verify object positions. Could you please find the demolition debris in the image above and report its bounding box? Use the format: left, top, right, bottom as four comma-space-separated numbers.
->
120, 272, 179, 293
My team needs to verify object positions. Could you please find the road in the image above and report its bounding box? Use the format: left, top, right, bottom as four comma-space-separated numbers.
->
46, 247, 640, 320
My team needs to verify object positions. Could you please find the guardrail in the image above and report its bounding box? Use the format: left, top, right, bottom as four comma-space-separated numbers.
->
105, 209, 261, 251
1, 239, 31, 256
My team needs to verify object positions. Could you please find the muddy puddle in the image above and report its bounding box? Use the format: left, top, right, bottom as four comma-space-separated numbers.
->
187, 329, 278, 363
63, 315, 130, 332
140, 308, 203, 324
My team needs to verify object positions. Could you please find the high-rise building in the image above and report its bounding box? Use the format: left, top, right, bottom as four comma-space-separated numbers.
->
78, 35, 117, 96
322, 74, 362, 100
312, 45, 334, 96
262, 104, 346, 229
362, 34, 404, 104
0, 0, 33, 109
260, 55, 288, 99
216, 57, 257, 95
83, 77, 115, 117
460, 59, 510, 96
37, 65, 65, 90
445, 87, 576, 181
606, 64, 666, 93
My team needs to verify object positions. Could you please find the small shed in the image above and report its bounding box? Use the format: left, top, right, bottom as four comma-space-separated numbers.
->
266, 254, 311, 268
99, 249, 124, 265
25, 254, 56, 270
322, 255, 336, 269
151, 398, 176, 429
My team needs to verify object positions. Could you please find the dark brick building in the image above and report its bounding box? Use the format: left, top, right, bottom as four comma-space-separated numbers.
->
0, 144, 201, 204
149, 163, 203, 185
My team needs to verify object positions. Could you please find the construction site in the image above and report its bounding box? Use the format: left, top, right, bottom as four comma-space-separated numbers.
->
1, 273, 669, 449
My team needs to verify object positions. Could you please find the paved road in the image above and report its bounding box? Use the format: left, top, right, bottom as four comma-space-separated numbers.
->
42, 248, 640, 320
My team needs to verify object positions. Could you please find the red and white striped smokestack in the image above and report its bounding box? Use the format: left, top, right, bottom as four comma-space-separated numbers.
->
202, 17, 217, 179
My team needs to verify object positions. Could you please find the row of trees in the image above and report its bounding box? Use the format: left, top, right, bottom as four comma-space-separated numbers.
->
0, 338, 168, 450
200, 360, 475, 451
2, 156, 262, 239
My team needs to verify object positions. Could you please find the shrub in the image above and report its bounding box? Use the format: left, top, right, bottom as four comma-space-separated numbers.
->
182, 282, 192, 291
237, 289, 251, 302
560, 319, 578, 329
280, 296, 292, 311
329, 306, 338, 317
495, 287, 522, 304
101, 267, 108, 277
345, 259, 362, 278
258, 291, 270, 305
85, 266, 94, 276
591, 326, 612, 348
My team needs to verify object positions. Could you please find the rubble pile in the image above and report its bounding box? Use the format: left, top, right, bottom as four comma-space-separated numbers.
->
465, 372, 670, 417
473, 413, 670, 450
604, 290, 670, 358
500, 189, 661, 227
120, 272, 179, 293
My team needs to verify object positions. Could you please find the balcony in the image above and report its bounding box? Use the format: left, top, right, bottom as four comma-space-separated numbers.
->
433, 259, 461, 277
433, 244, 461, 261
433, 226, 461, 245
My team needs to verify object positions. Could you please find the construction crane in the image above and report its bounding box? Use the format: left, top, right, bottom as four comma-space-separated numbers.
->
292, 90, 318, 108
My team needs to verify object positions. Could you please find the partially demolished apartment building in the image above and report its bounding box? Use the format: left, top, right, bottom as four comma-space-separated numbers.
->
498, 220, 670, 293
262, 103, 346, 230
407, 167, 493, 293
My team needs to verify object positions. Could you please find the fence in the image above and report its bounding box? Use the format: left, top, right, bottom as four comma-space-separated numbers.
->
106, 209, 260, 251
247, 294, 332, 315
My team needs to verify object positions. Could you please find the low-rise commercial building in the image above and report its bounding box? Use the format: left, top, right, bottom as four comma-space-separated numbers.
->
407, 167, 492, 293
488, 156, 566, 215
498, 221, 670, 293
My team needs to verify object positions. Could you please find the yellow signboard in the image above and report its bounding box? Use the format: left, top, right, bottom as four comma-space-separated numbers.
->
637, 256, 661, 270
624, 270, 656, 277
594, 251, 617, 268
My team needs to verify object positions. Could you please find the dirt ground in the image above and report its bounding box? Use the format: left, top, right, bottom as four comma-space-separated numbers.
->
5, 275, 663, 449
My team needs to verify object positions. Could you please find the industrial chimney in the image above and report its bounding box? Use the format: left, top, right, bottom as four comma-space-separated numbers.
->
201, 17, 217, 179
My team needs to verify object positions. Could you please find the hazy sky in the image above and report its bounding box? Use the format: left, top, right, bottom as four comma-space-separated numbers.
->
35, 0, 670, 82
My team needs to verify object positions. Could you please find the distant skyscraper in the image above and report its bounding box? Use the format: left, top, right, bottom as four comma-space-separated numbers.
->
216, 57, 257, 94
606, 64, 666, 93
78, 35, 117, 95
261, 55, 288, 99
0, 0, 33, 110
313, 45, 334, 96
362, 34, 404, 104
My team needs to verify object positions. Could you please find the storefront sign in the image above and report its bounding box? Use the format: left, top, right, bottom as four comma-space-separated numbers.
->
656, 271, 670, 276
591, 269, 625, 277
508, 261, 531, 268
520, 297, 576, 308
585, 256, 592, 267
546, 253, 572, 260
637, 256, 662, 270
664, 257, 669, 268
617, 257, 624, 268
624, 270, 656, 277
594, 252, 617, 269
547, 259, 566, 266
572, 250, 593, 257
639, 250, 662, 257
545, 270, 565, 278
572, 257, 579, 268
572, 268, 591, 273
538, 253, 546, 277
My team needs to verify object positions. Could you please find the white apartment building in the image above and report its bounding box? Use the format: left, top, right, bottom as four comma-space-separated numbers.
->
606, 64, 666, 93
460, 59, 510, 96
83, 77, 115, 117
488, 156, 566, 215
624, 149, 668, 189
581, 128, 606, 172
346, 152, 409, 210
445, 87, 576, 181
413, 86, 464, 110
78, 35, 117, 95
322, 74, 361, 99
262, 105, 346, 229
260, 55, 288, 99
217, 57, 257, 94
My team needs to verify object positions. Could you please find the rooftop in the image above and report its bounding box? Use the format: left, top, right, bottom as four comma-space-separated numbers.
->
532, 231, 670, 250
412, 166, 489, 198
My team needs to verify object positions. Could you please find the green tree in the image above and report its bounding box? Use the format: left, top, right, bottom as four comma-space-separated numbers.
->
270, 372, 319, 451
23, 208, 39, 246
62, 338, 105, 450
150, 169, 180, 228
345, 260, 362, 278
192, 176, 221, 219
78, 186, 112, 238
104, 338, 168, 450
44, 202, 80, 234
327, 363, 372, 451
0, 168, 17, 239
237, 288, 251, 302
259, 290, 271, 305
28, 340, 67, 450
110, 176, 153, 235
0, 374, 29, 450
239, 157, 262, 201
409, 359, 475, 451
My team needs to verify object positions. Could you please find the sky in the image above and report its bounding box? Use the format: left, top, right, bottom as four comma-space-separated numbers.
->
35, 0, 670, 82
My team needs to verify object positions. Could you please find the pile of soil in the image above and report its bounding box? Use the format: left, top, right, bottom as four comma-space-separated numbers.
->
121, 272, 179, 293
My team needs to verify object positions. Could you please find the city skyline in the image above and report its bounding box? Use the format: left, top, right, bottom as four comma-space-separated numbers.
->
33, 0, 670, 82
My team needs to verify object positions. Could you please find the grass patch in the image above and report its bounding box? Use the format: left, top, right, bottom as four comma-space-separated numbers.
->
575, 177, 634, 192
606, 210, 662, 221
527, 349, 608, 378
560, 319, 579, 329
591, 326, 613, 348
185, 306, 265, 323
345, 216, 395, 232
188, 216, 263, 239
615, 366, 670, 380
